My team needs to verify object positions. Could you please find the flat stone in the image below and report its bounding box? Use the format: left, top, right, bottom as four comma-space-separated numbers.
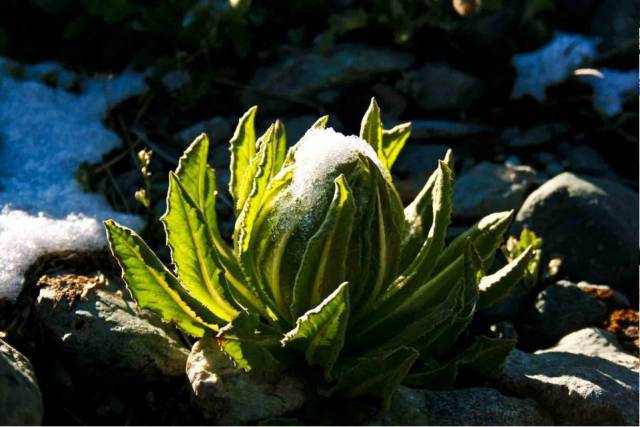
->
496, 348, 639, 425
35, 273, 189, 382
518, 281, 608, 350
409, 120, 494, 140
541, 327, 638, 371
174, 116, 232, 147
0, 339, 43, 425
186, 334, 305, 424
392, 144, 448, 203
501, 123, 569, 148
453, 162, 540, 220
399, 63, 485, 112
382, 385, 551, 425
243, 44, 413, 112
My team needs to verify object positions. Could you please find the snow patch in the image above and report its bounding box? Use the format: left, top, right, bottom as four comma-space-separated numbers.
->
290, 127, 383, 203
0, 59, 145, 302
511, 33, 598, 101
579, 68, 637, 117
511, 33, 637, 117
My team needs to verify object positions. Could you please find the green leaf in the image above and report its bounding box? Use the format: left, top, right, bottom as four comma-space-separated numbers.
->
162, 172, 239, 322
291, 176, 356, 317
354, 160, 453, 333
312, 115, 330, 129
233, 124, 282, 252
175, 135, 239, 275
434, 210, 514, 274
229, 105, 258, 213
477, 245, 534, 310
282, 282, 350, 379
359, 97, 383, 158
405, 336, 514, 389
175, 134, 266, 316
400, 149, 453, 269
324, 347, 419, 410
271, 120, 287, 176
382, 122, 411, 169
236, 167, 297, 322
104, 220, 218, 337
455, 335, 516, 378
219, 338, 281, 373
403, 359, 458, 389
358, 274, 460, 355
415, 239, 480, 359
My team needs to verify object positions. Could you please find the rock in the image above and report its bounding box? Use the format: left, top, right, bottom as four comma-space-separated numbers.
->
566, 145, 614, 177
501, 123, 569, 147
576, 282, 630, 309
452, 162, 539, 220
399, 63, 485, 112
542, 327, 638, 371
590, 0, 638, 56
243, 44, 412, 111
513, 172, 639, 295
518, 280, 607, 349
496, 347, 639, 425
174, 116, 232, 146
392, 144, 448, 203
410, 120, 494, 140
186, 334, 305, 424
35, 273, 189, 382
382, 385, 551, 425
0, 339, 43, 425
606, 309, 639, 356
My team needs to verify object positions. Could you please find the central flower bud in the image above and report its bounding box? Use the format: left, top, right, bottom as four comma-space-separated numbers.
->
241, 128, 404, 323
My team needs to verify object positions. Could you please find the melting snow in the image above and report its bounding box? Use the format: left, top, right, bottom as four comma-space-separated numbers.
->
0, 58, 144, 302
511, 33, 637, 117
511, 33, 598, 101
290, 127, 383, 203
579, 68, 637, 117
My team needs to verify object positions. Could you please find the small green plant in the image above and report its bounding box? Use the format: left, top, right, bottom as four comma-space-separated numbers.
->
134, 148, 153, 209
105, 98, 534, 408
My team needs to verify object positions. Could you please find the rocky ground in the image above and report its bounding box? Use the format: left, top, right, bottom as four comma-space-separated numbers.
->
0, 0, 638, 425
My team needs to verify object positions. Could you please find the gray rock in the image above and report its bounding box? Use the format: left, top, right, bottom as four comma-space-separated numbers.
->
399, 63, 485, 112
590, 0, 638, 55
186, 334, 305, 424
453, 162, 540, 220
576, 281, 631, 309
0, 339, 43, 425
382, 385, 551, 425
243, 44, 413, 111
174, 116, 232, 147
566, 145, 615, 178
518, 280, 607, 349
541, 327, 639, 371
409, 120, 494, 140
513, 172, 639, 295
35, 273, 189, 382
502, 123, 569, 147
392, 144, 448, 203
496, 347, 639, 425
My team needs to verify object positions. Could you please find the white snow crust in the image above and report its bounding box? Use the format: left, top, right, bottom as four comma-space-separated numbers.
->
290, 127, 383, 203
511, 33, 598, 101
0, 59, 144, 302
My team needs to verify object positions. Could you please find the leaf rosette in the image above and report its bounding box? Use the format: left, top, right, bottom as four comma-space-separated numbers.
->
104, 98, 538, 408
